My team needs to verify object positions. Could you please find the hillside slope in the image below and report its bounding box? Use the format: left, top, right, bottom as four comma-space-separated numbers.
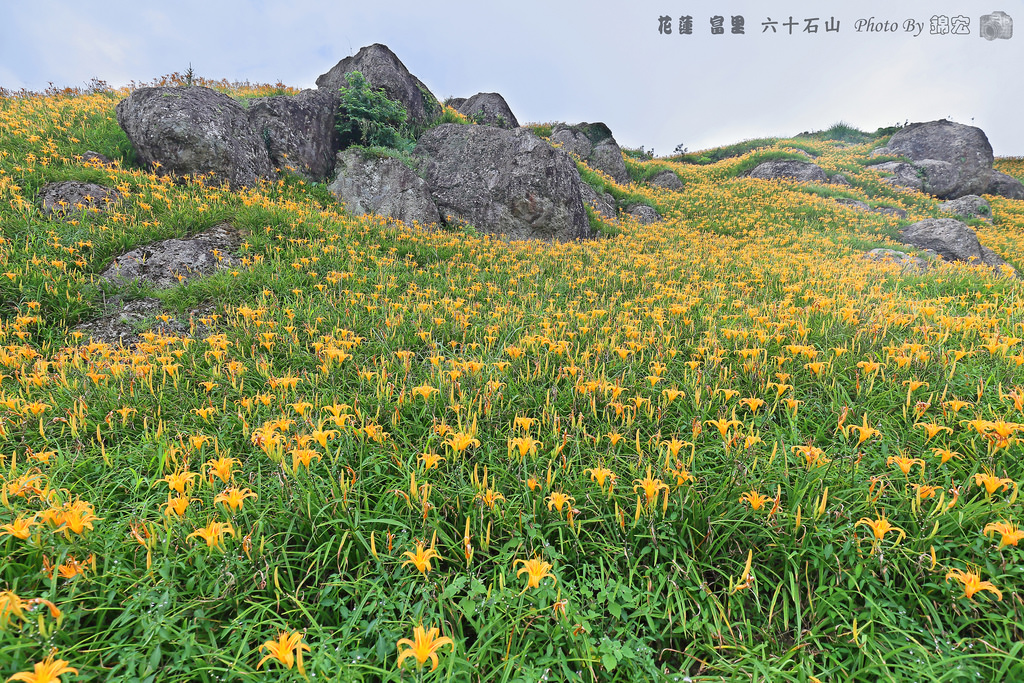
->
1, 83, 1023, 682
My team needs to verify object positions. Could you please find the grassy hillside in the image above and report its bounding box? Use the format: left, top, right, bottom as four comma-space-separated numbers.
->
1, 83, 1023, 682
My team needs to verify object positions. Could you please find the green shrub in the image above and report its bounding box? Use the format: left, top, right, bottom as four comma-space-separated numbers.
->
336, 71, 413, 151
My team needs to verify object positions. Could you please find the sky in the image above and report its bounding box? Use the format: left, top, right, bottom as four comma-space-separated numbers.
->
2, 0, 1022, 156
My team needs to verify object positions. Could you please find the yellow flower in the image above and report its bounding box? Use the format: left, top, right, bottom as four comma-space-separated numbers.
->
887, 454, 925, 477
546, 491, 575, 514
214, 487, 258, 511
984, 521, 1024, 549
730, 550, 754, 594
585, 466, 616, 491
396, 624, 454, 671
6, 651, 78, 683
739, 489, 770, 510
257, 630, 310, 675
0, 513, 39, 541
161, 469, 198, 494
846, 414, 880, 446
633, 466, 668, 505
161, 494, 195, 517
445, 432, 480, 453
474, 488, 505, 510
204, 456, 240, 483
187, 521, 234, 550
411, 384, 438, 400
856, 514, 905, 552
946, 567, 1002, 601
974, 470, 1015, 496
418, 451, 445, 470
515, 556, 556, 591
401, 541, 440, 575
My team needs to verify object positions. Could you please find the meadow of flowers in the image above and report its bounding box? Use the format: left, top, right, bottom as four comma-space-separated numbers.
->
0, 81, 1022, 682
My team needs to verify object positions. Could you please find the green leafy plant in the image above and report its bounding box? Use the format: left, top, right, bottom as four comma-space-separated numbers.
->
336, 71, 413, 152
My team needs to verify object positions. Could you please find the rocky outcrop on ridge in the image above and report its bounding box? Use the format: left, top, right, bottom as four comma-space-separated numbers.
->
414, 124, 590, 241
116, 87, 273, 189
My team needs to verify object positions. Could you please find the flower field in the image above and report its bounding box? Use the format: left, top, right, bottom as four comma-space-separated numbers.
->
1, 83, 1023, 682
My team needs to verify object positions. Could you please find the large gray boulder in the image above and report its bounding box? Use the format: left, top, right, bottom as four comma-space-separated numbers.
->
39, 181, 120, 218
874, 120, 993, 198
328, 149, 440, 228
116, 87, 273, 188
899, 218, 1011, 271
550, 122, 629, 185
248, 89, 340, 181
457, 92, 519, 129
987, 170, 1024, 200
315, 44, 441, 129
748, 160, 827, 183
414, 124, 590, 241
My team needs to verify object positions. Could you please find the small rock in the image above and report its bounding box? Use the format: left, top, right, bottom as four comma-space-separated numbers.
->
625, 204, 660, 224
835, 198, 870, 211
899, 217, 1013, 274
872, 205, 908, 219
863, 248, 928, 274
829, 174, 851, 186
987, 170, 1024, 200
648, 170, 684, 191
100, 223, 243, 289
939, 195, 991, 222
39, 181, 121, 218
747, 160, 827, 183
81, 151, 113, 166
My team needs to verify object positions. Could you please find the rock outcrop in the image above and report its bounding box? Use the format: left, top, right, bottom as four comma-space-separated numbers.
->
899, 218, 1012, 272
414, 124, 590, 241
872, 120, 993, 198
38, 181, 120, 218
457, 93, 519, 129
116, 87, 273, 188
987, 170, 1024, 199
248, 89, 341, 181
315, 43, 441, 129
550, 123, 629, 185
328, 149, 440, 228
748, 160, 827, 183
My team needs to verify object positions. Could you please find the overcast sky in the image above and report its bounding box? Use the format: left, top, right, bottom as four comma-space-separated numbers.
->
2, 1, 1022, 156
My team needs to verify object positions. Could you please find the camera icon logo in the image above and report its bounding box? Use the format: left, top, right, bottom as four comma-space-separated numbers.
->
980, 11, 1013, 40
